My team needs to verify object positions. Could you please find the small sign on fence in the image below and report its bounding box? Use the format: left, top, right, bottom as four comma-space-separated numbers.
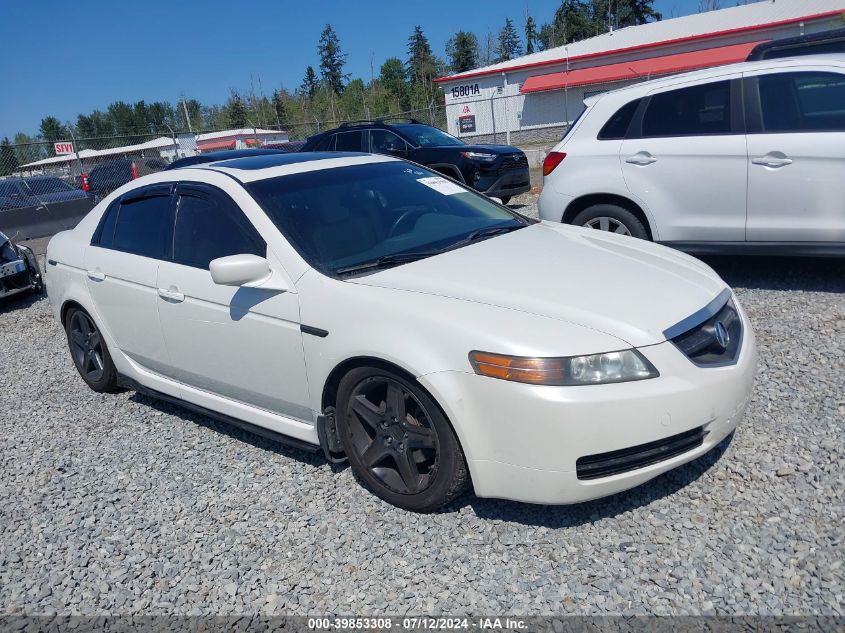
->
54, 141, 74, 155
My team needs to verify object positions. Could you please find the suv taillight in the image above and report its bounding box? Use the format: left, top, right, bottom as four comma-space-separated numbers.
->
542, 152, 566, 176
130, 161, 139, 179
80, 173, 89, 192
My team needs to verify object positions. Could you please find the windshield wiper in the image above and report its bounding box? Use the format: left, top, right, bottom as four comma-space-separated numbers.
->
334, 251, 440, 275
448, 224, 524, 249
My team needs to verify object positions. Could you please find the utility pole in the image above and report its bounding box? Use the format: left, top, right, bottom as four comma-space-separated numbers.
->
181, 98, 194, 134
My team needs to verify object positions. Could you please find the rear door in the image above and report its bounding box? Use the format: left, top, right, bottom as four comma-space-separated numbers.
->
155, 183, 311, 420
744, 68, 845, 242
83, 184, 175, 383
620, 77, 747, 242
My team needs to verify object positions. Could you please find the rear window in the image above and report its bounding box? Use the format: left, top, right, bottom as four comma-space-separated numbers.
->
598, 99, 641, 140
333, 131, 363, 151
642, 80, 732, 137
111, 194, 173, 259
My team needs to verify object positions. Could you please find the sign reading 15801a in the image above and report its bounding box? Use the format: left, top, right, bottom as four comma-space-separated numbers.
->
451, 83, 480, 99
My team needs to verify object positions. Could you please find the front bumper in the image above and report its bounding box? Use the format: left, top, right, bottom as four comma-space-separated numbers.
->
478, 168, 531, 199
419, 313, 757, 505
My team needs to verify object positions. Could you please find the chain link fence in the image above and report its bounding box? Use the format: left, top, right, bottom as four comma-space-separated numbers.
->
0, 81, 625, 241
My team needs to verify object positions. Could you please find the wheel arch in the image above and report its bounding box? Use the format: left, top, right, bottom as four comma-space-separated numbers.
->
425, 163, 465, 183
320, 355, 475, 468
563, 193, 656, 241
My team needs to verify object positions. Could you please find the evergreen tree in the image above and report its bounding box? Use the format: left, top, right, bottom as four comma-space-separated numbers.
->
299, 66, 319, 99
496, 18, 523, 63
0, 137, 18, 176
39, 116, 68, 143
227, 92, 248, 128
318, 24, 348, 94
525, 16, 537, 54
406, 25, 436, 86
446, 31, 479, 73
379, 57, 409, 108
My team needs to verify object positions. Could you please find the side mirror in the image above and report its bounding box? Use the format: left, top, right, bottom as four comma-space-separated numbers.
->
210, 254, 272, 287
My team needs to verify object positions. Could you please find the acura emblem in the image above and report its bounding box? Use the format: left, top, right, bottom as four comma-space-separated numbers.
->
714, 321, 730, 349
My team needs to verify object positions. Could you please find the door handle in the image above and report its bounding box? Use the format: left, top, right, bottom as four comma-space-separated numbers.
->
625, 152, 657, 166
752, 157, 793, 167
157, 287, 185, 303
751, 155, 792, 168
86, 270, 105, 282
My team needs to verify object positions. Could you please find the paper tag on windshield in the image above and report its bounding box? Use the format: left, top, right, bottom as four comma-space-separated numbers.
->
417, 176, 466, 196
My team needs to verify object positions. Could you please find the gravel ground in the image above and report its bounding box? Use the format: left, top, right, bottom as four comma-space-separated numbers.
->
1, 217, 843, 616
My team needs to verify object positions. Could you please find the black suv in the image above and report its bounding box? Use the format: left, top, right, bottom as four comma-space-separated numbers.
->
300, 119, 531, 204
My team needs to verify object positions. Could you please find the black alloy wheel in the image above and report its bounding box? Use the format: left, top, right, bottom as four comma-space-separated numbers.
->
337, 367, 468, 512
65, 307, 118, 392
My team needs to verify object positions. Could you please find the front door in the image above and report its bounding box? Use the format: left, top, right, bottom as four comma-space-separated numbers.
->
155, 184, 312, 421
620, 77, 747, 242
745, 69, 845, 242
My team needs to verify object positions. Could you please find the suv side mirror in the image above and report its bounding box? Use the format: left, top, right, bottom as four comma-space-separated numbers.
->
383, 144, 408, 157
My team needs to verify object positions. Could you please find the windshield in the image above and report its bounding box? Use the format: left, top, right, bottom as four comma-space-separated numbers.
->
247, 161, 529, 276
395, 125, 465, 147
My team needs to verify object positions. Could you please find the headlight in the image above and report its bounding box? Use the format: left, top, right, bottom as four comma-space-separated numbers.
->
460, 151, 497, 161
469, 350, 659, 386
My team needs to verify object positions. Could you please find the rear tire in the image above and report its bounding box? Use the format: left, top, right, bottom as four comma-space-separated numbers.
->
336, 366, 468, 512
64, 306, 119, 393
571, 204, 649, 240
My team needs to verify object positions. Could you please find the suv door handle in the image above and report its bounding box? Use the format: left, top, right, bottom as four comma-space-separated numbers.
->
157, 287, 185, 303
751, 153, 792, 168
625, 152, 657, 166
86, 270, 106, 282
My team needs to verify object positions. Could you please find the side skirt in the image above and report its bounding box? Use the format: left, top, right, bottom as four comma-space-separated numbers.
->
121, 376, 321, 454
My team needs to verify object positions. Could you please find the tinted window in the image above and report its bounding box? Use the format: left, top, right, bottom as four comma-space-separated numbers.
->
394, 125, 464, 147
333, 131, 363, 151
0, 181, 23, 197
94, 200, 120, 247
112, 194, 173, 259
598, 99, 641, 140
246, 161, 527, 276
370, 129, 407, 153
642, 81, 732, 137
758, 72, 845, 133
25, 177, 73, 195
173, 191, 265, 269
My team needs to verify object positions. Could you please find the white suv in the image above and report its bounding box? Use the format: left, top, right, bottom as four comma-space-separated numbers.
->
538, 55, 845, 256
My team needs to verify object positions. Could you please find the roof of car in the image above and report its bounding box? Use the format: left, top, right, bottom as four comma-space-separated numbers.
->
198, 151, 396, 182
589, 53, 845, 105
166, 148, 288, 170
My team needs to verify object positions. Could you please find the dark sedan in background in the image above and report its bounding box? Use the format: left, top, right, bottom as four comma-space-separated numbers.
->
0, 176, 94, 240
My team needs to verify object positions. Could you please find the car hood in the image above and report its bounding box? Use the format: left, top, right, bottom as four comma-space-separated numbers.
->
349, 222, 727, 347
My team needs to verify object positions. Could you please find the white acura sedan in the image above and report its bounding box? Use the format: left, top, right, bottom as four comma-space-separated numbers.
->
46, 152, 757, 512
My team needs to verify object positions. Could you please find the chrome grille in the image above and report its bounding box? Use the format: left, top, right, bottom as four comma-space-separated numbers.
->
670, 297, 743, 367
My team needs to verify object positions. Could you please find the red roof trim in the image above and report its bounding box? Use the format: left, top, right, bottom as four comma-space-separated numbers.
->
197, 140, 237, 151
434, 9, 844, 84
520, 40, 764, 93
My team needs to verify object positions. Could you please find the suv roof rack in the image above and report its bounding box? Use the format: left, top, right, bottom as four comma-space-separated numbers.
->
338, 117, 424, 128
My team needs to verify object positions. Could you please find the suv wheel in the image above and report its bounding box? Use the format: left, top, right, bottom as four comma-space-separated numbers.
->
571, 204, 649, 240
336, 367, 468, 512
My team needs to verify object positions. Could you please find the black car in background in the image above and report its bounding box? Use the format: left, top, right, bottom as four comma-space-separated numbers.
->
85, 157, 167, 200
746, 27, 845, 61
0, 176, 94, 240
301, 119, 531, 204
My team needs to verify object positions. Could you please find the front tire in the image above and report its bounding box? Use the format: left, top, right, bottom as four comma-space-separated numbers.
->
336, 367, 468, 512
571, 204, 649, 240
64, 306, 118, 393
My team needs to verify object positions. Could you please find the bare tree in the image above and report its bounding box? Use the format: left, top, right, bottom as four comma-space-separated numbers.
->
698, 0, 721, 12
